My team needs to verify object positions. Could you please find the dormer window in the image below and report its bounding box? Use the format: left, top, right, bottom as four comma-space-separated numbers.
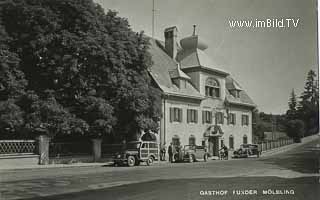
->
205, 78, 220, 98
230, 90, 240, 98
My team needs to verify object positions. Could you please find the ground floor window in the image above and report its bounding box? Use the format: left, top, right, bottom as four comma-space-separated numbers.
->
189, 135, 196, 145
172, 135, 180, 146
229, 136, 234, 149
243, 135, 248, 144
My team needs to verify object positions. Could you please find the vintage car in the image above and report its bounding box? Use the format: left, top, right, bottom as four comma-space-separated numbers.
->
113, 141, 159, 167
233, 144, 260, 158
174, 145, 210, 163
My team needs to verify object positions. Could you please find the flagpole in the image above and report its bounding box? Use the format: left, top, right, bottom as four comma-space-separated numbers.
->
152, 0, 155, 38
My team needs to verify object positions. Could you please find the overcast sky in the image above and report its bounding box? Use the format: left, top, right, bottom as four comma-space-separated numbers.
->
95, 0, 318, 114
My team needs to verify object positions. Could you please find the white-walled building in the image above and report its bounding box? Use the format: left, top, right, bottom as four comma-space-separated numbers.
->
148, 26, 256, 156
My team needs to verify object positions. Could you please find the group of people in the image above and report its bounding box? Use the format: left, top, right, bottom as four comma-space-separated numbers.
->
160, 143, 182, 163
161, 143, 230, 161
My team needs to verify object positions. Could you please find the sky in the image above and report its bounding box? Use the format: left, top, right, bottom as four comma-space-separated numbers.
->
94, 0, 318, 114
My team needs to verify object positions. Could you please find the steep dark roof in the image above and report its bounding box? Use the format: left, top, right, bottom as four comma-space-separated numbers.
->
147, 37, 255, 107
148, 39, 203, 99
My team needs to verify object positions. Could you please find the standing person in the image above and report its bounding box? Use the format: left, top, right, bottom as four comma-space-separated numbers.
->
168, 143, 174, 163
160, 144, 166, 161
162, 144, 166, 161
219, 145, 228, 160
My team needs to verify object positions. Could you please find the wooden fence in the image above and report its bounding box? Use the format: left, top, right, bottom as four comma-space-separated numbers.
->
260, 138, 294, 152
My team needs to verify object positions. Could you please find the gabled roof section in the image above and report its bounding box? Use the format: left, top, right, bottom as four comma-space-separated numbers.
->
225, 76, 255, 107
226, 77, 243, 90
168, 63, 190, 80
148, 38, 203, 100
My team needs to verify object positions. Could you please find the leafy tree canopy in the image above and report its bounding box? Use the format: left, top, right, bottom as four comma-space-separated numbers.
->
0, 0, 161, 140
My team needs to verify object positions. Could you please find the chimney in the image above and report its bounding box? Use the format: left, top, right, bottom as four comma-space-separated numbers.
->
164, 26, 178, 59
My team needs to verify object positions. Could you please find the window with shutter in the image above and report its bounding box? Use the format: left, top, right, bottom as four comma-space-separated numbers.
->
170, 107, 183, 123
241, 114, 249, 126
229, 113, 236, 125
203, 111, 212, 123
216, 112, 223, 124
187, 109, 198, 123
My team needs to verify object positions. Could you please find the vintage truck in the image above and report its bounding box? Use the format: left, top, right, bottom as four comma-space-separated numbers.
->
113, 141, 159, 167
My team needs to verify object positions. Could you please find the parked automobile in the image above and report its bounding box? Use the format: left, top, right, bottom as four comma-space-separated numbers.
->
174, 145, 210, 163
233, 144, 260, 158
113, 141, 159, 167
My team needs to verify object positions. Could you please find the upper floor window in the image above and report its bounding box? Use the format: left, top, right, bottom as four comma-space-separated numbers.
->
228, 113, 236, 125
230, 90, 240, 98
215, 112, 224, 124
202, 110, 212, 124
242, 114, 249, 126
170, 107, 182, 122
187, 109, 198, 123
205, 78, 220, 98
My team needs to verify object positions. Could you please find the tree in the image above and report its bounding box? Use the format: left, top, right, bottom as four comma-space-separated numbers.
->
286, 119, 305, 142
0, 100, 24, 138
298, 70, 319, 136
300, 70, 318, 106
286, 89, 298, 120
0, 0, 161, 140
252, 109, 266, 142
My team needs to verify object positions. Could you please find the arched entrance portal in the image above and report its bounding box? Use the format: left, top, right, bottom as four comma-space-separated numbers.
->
203, 125, 224, 156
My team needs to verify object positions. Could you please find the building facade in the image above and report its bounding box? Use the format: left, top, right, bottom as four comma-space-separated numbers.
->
148, 26, 256, 156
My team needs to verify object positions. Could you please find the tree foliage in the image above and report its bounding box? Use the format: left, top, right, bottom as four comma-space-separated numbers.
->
286, 89, 298, 120
284, 70, 318, 138
297, 70, 319, 136
286, 119, 305, 140
0, 0, 161, 140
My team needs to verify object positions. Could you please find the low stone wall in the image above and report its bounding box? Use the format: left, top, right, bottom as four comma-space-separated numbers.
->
49, 155, 94, 164
0, 154, 40, 167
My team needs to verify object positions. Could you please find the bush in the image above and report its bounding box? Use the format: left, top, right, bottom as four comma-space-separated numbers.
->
286, 119, 305, 141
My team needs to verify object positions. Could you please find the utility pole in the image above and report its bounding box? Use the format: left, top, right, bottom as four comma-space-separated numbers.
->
271, 113, 274, 141
152, 0, 155, 38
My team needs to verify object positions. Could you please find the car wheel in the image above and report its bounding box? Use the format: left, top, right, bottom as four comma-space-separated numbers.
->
147, 157, 154, 166
204, 154, 208, 162
127, 156, 135, 167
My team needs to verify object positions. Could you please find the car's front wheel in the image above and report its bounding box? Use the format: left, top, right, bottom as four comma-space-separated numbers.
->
127, 156, 136, 167
189, 155, 194, 163
146, 156, 154, 166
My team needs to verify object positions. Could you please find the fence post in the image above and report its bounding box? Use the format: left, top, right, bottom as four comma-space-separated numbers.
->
92, 139, 102, 162
37, 135, 50, 165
